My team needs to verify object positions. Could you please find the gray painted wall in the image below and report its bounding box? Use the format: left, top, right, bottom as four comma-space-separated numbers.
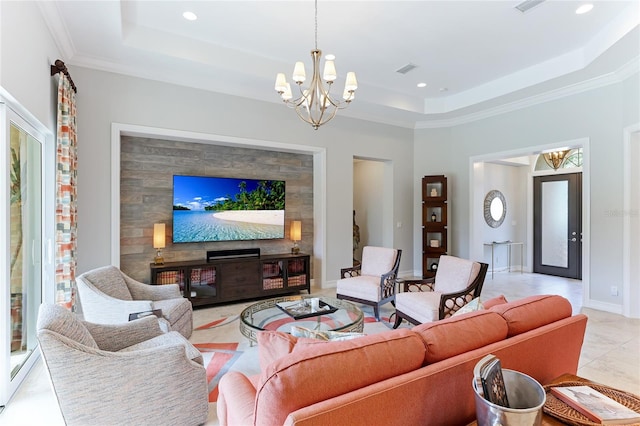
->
68, 66, 414, 284
414, 76, 640, 310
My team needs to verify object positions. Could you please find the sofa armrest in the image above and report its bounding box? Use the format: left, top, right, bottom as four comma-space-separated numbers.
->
217, 372, 258, 426
83, 316, 165, 352
125, 275, 182, 301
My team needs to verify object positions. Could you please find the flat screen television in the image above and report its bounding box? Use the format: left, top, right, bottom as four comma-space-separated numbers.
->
172, 175, 285, 243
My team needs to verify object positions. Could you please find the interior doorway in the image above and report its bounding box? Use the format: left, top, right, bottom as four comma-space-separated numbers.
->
353, 158, 387, 263
533, 173, 582, 279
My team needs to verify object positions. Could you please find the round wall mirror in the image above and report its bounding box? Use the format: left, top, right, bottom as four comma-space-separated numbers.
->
484, 190, 506, 228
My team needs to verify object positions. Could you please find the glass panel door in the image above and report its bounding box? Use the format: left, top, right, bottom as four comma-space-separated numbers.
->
533, 173, 582, 279
1, 104, 44, 407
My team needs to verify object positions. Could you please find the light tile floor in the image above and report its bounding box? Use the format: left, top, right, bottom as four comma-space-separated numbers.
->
1, 271, 638, 425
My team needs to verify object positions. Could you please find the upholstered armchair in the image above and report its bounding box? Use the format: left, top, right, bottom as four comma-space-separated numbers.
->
37, 303, 208, 426
337, 246, 402, 321
76, 265, 193, 338
393, 255, 488, 328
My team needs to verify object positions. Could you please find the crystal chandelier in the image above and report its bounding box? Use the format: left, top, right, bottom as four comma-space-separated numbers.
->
274, 0, 357, 130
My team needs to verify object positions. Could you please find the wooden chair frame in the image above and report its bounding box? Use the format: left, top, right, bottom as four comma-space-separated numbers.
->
337, 249, 402, 321
393, 262, 488, 328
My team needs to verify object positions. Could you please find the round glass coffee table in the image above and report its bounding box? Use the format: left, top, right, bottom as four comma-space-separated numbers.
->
239, 295, 364, 344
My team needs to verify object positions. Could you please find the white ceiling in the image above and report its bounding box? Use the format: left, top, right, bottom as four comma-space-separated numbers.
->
40, 1, 640, 129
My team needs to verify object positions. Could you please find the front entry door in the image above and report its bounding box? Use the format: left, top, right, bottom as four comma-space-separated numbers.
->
533, 173, 582, 279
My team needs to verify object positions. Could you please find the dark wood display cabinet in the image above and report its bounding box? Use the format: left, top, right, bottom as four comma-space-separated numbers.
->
150, 253, 310, 307
422, 175, 448, 278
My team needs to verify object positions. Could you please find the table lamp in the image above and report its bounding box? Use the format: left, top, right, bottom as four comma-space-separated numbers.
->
290, 220, 302, 254
153, 223, 165, 264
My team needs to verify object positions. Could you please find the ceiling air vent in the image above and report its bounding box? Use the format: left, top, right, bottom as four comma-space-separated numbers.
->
515, 0, 545, 13
395, 63, 418, 75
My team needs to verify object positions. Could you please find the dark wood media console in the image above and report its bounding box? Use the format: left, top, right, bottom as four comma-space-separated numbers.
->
149, 253, 310, 307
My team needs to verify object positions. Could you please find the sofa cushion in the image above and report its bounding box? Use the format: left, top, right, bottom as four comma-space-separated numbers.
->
412, 310, 508, 364
395, 290, 443, 323
490, 294, 572, 337
360, 246, 398, 276
255, 328, 425, 426
433, 255, 481, 294
119, 331, 203, 365
336, 274, 384, 301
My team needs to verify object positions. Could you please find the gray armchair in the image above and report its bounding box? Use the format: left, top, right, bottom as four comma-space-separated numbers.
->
76, 265, 193, 338
37, 303, 208, 426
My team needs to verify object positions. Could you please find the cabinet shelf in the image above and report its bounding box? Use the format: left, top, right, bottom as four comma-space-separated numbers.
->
150, 253, 310, 307
422, 175, 448, 278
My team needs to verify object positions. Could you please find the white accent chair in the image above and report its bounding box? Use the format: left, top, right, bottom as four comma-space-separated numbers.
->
76, 265, 193, 338
37, 303, 208, 426
336, 246, 402, 321
393, 255, 488, 328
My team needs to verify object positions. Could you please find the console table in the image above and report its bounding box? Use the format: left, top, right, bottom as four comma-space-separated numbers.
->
483, 241, 524, 279
150, 253, 310, 307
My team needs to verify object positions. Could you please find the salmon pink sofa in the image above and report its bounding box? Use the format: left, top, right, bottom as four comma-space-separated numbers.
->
217, 295, 587, 426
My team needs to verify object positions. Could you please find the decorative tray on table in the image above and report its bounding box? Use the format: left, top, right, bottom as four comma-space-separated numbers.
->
543, 381, 640, 426
276, 299, 338, 320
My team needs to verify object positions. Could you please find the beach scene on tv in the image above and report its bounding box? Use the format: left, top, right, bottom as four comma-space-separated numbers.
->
173, 175, 285, 243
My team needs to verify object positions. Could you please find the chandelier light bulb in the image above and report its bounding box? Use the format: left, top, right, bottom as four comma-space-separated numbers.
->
323, 60, 337, 82
274, 73, 287, 92
344, 72, 358, 91
282, 83, 293, 100
293, 62, 306, 83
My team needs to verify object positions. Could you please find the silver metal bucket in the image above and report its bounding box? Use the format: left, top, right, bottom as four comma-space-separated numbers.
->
473, 369, 546, 426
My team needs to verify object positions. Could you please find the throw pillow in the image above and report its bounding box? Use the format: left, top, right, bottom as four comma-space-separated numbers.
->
483, 294, 508, 309
452, 297, 484, 316
257, 331, 298, 370
290, 325, 365, 341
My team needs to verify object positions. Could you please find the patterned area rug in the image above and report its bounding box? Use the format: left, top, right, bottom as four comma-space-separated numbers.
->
190, 303, 398, 403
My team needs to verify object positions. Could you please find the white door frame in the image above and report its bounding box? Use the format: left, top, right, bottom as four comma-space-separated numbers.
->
469, 138, 590, 310
623, 123, 640, 318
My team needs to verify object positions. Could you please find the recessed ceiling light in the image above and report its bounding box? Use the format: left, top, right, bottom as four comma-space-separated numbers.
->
575, 4, 593, 14
183, 11, 198, 21
417, 82, 427, 88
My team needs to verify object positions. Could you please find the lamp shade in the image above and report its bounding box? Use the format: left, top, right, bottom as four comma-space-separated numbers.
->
153, 223, 166, 249
290, 220, 302, 242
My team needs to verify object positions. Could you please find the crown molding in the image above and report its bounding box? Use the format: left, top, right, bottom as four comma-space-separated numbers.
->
415, 57, 639, 130
37, 1, 75, 59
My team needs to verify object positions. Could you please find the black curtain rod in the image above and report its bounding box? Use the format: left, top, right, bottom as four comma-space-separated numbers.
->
50, 59, 77, 93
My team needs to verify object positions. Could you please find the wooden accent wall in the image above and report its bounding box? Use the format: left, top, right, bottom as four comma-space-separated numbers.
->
119, 136, 314, 283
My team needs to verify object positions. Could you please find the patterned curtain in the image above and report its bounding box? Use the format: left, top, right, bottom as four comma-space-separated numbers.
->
55, 74, 78, 309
